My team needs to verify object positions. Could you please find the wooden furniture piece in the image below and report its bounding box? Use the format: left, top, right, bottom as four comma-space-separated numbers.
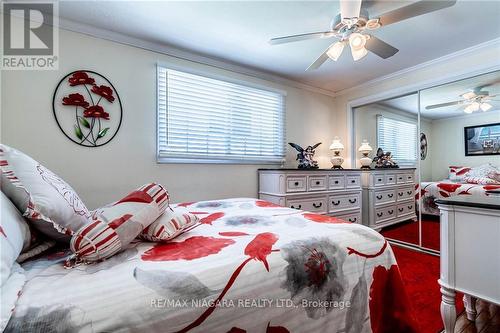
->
360, 168, 417, 230
258, 169, 362, 223
437, 196, 500, 333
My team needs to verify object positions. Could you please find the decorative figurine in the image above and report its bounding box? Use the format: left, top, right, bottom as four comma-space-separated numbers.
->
372, 148, 399, 168
288, 142, 321, 169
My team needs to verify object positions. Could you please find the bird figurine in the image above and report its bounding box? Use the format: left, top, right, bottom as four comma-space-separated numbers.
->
288, 142, 321, 169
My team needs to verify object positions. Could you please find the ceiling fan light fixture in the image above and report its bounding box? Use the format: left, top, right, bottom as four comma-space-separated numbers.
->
326, 41, 345, 61
463, 105, 475, 114
349, 33, 366, 51
366, 19, 381, 30
461, 91, 476, 100
480, 102, 492, 111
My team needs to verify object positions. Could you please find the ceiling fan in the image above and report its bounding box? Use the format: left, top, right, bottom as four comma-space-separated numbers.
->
425, 87, 499, 113
269, 0, 457, 70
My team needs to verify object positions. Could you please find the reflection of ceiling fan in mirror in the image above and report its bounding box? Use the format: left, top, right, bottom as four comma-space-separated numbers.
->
269, 0, 457, 70
426, 88, 499, 114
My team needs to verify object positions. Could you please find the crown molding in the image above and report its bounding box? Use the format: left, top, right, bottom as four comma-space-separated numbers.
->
56, 17, 337, 98
334, 37, 500, 97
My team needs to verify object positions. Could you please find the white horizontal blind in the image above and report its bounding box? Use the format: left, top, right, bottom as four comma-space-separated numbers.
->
377, 115, 417, 165
157, 66, 285, 163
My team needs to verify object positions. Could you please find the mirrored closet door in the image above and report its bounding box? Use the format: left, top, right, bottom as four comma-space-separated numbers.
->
352, 69, 500, 252
419, 70, 500, 252
353, 93, 420, 247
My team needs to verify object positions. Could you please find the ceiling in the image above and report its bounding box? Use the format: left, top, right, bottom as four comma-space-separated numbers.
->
56, 0, 500, 93
374, 70, 500, 119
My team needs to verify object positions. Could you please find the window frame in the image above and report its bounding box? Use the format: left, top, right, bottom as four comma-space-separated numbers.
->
376, 114, 418, 166
156, 63, 287, 165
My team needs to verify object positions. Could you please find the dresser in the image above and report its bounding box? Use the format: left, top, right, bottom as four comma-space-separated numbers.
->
436, 197, 500, 333
258, 169, 362, 223
361, 168, 417, 230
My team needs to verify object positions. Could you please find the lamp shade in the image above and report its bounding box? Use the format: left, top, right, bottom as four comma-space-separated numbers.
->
329, 137, 344, 151
358, 140, 372, 153
326, 42, 345, 61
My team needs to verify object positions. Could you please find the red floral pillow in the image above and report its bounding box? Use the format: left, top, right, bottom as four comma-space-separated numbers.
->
0, 144, 91, 242
140, 207, 199, 242
70, 183, 169, 262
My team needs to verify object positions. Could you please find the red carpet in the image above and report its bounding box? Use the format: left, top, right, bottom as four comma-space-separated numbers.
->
381, 218, 440, 251
392, 245, 464, 332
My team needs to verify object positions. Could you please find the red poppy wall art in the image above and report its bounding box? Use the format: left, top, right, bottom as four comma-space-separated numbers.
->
52, 70, 122, 147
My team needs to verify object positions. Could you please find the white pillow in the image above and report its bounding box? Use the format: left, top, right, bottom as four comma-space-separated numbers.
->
0, 263, 25, 332
0, 144, 91, 242
466, 163, 499, 178
0, 192, 31, 286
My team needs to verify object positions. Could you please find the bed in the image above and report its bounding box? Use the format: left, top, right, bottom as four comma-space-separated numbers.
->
417, 181, 500, 216
5, 198, 417, 333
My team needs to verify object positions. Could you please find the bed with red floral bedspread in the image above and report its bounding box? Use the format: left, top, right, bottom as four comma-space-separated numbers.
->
6, 198, 418, 333
417, 182, 500, 216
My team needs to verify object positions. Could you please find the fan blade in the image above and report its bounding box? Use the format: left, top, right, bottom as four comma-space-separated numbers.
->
378, 0, 457, 26
340, 0, 362, 20
306, 47, 331, 71
269, 31, 334, 45
425, 100, 463, 110
365, 36, 399, 59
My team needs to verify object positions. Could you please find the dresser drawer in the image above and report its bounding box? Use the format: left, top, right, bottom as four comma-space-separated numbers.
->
328, 175, 345, 190
337, 211, 362, 224
346, 175, 361, 188
373, 189, 396, 205
328, 193, 361, 212
397, 202, 415, 217
373, 174, 385, 186
385, 174, 396, 185
374, 206, 396, 223
396, 174, 406, 184
405, 173, 415, 183
396, 187, 414, 201
287, 196, 327, 213
286, 176, 306, 193
308, 175, 327, 191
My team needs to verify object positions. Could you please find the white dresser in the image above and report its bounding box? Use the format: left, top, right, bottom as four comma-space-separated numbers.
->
437, 197, 500, 333
258, 169, 362, 223
361, 168, 417, 230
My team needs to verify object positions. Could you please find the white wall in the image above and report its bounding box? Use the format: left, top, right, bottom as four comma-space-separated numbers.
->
429, 111, 500, 181
1, 27, 336, 209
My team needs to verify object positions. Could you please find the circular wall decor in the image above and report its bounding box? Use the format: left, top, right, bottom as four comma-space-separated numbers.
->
420, 132, 428, 160
52, 70, 122, 147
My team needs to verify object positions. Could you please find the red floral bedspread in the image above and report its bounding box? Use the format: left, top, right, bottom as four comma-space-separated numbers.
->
8, 198, 418, 333
417, 182, 499, 215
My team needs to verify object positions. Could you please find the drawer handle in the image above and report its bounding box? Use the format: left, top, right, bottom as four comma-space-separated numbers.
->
291, 204, 302, 210
334, 180, 339, 184
377, 178, 383, 182
376, 195, 383, 200
398, 177, 403, 180
349, 217, 357, 223
408, 205, 413, 210
388, 178, 393, 181
388, 194, 394, 198
312, 202, 323, 208
398, 208, 404, 212
377, 212, 383, 217
407, 191, 412, 195
388, 210, 394, 215
294, 181, 299, 186
332, 200, 340, 206
348, 198, 357, 204
398, 192, 403, 196
315, 181, 320, 185
351, 179, 356, 183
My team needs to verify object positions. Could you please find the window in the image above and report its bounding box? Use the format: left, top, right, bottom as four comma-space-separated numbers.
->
157, 66, 285, 164
377, 115, 418, 165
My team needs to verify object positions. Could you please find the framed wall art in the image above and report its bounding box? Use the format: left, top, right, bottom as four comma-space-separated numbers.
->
464, 122, 500, 156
